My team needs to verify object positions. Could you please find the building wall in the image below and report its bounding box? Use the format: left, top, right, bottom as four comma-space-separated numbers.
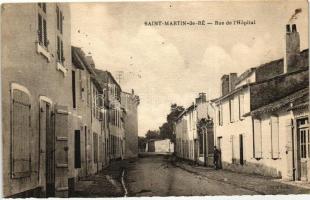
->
121, 92, 139, 159
1, 3, 71, 197
154, 139, 174, 153
215, 87, 253, 168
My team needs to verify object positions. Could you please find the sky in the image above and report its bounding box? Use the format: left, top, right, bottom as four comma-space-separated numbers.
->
70, 0, 309, 136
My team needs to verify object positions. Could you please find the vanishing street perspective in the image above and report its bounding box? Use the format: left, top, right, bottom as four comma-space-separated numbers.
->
1, 1, 310, 198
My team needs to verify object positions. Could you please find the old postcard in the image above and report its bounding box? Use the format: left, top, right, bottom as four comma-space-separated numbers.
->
1, 0, 309, 198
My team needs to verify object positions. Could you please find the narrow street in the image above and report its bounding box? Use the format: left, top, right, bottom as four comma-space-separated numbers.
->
73, 155, 310, 197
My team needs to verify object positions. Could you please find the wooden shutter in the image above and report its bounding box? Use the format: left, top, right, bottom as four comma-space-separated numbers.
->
38, 14, 42, 44
230, 135, 235, 162
60, 11, 63, 34
253, 119, 262, 158
54, 105, 69, 197
56, 6, 60, 31
43, 19, 47, 47
11, 89, 31, 178
271, 116, 279, 159
61, 40, 64, 62
57, 36, 60, 61
239, 94, 244, 119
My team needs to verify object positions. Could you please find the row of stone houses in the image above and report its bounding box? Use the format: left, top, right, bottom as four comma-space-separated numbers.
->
174, 93, 215, 166
213, 24, 309, 181
1, 3, 139, 197
174, 23, 309, 182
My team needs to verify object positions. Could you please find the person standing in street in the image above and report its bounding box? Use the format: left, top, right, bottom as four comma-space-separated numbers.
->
213, 146, 219, 170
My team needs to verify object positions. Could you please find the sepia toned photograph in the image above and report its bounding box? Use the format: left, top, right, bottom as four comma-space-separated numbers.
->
1, 0, 309, 198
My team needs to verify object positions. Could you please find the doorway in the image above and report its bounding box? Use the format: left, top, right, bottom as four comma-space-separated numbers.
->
239, 134, 244, 165
296, 118, 309, 181
217, 137, 222, 169
42, 102, 55, 197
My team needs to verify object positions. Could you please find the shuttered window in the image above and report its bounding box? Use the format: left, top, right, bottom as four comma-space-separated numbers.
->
229, 99, 234, 123
271, 116, 279, 159
253, 118, 262, 159
11, 88, 31, 178
37, 3, 48, 47
56, 5, 64, 63
218, 104, 223, 126
239, 93, 244, 120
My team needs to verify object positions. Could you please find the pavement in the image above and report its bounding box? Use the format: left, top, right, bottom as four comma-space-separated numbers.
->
73, 155, 310, 197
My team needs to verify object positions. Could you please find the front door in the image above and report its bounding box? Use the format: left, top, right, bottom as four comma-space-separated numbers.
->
297, 118, 309, 181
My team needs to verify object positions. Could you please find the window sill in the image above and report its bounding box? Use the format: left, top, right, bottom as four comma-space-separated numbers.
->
57, 62, 68, 76
36, 42, 51, 62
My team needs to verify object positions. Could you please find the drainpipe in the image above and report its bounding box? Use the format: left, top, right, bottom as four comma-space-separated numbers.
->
204, 126, 207, 167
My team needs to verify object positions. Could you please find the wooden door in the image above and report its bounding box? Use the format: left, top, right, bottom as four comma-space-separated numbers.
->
297, 118, 309, 181
54, 105, 69, 197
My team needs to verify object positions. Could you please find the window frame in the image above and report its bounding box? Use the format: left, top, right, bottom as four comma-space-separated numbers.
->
37, 3, 48, 48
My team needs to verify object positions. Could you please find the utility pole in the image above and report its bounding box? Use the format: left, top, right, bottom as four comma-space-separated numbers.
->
115, 71, 124, 85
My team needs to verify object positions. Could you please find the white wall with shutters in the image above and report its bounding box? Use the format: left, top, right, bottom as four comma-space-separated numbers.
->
253, 118, 262, 158
11, 89, 31, 178
271, 116, 280, 159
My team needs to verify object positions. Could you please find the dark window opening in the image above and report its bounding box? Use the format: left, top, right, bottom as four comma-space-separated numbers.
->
74, 130, 81, 168
72, 70, 76, 109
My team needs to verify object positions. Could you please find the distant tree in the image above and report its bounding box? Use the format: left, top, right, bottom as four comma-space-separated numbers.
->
162, 104, 185, 143
145, 130, 160, 140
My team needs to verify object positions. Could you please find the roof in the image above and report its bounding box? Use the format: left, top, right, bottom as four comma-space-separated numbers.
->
234, 68, 256, 85
94, 68, 122, 91
71, 46, 96, 75
176, 103, 197, 120
213, 67, 309, 103
247, 87, 309, 117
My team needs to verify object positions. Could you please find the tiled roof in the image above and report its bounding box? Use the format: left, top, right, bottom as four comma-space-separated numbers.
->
248, 87, 309, 116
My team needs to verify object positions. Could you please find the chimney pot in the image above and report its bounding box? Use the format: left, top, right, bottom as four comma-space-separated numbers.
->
286, 24, 291, 32
292, 24, 297, 32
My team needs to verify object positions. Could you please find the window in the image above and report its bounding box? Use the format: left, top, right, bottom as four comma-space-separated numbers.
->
79, 70, 83, 100
56, 6, 64, 63
270, 116, 279, 159
87, 77, 90, 106
229, 98, 234, 123
57, 36, 64, 63
74, 130, 81, 168
11, 85, 31, 178
253, 118, 262, 159
92, 86, 96, 118
218, 104, 223, 126
38, 3, 48, 47
238, 94, 244, 120
93, 133, 98, 163
72, 70, 76, 109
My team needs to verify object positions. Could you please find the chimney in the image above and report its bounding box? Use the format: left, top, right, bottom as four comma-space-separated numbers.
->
131, 89, 134, 95
229, 73, 238, 92
285, 24, 300, 73
221, 75, 229, 96
195, 93, 206, 104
